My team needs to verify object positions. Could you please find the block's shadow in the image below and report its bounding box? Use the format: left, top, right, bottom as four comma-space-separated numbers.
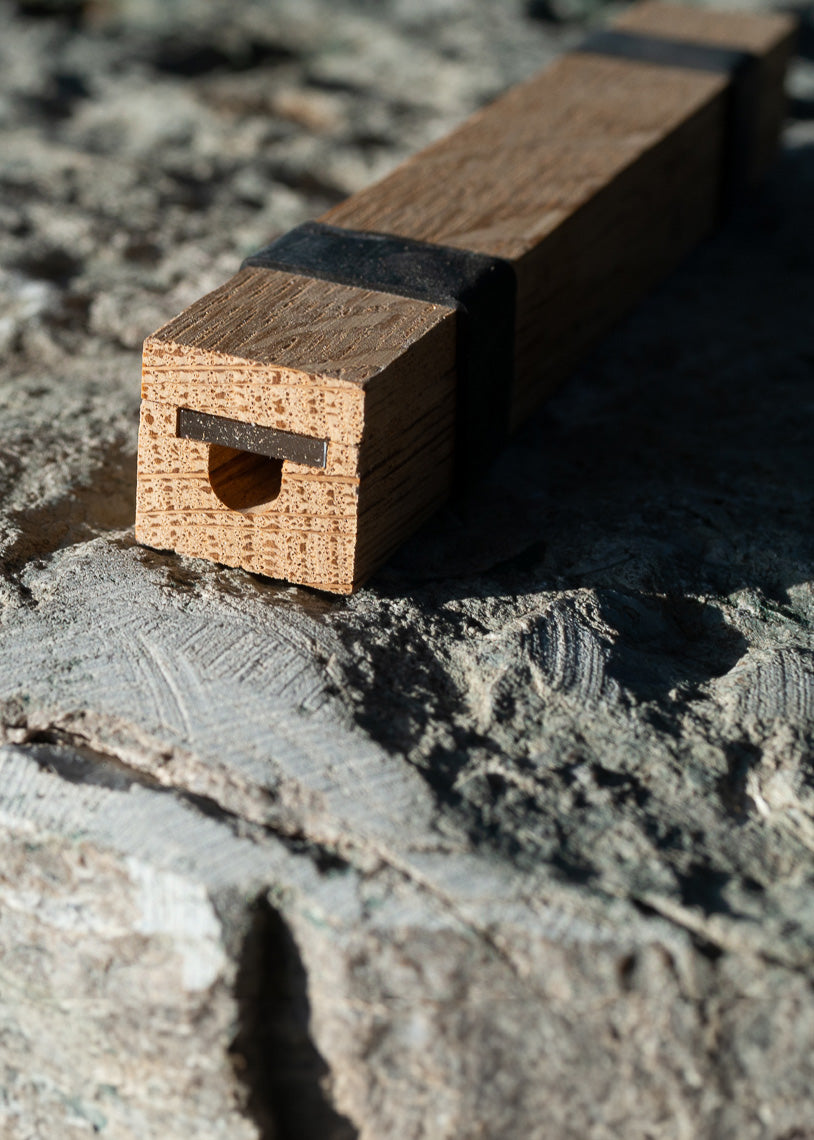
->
384, 139, 814, 619
310, 135, 806, 752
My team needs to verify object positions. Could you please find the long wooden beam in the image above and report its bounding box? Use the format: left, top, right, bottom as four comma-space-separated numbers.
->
136, 2, 796, 593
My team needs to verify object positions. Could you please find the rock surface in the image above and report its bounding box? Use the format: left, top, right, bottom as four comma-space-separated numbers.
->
1, 0, 814, 1137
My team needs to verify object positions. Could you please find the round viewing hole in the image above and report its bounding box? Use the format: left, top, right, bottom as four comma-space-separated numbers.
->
208, 445, 283, 513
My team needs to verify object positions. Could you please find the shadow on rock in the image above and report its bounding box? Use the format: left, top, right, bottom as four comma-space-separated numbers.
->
596, 591, 748, 704
2, 437, 137, 581
384, 141, 814, 611
230, 897, 358, 1140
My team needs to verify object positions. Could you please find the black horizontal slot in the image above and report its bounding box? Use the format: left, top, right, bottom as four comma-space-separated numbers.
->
177, 408, 327, 468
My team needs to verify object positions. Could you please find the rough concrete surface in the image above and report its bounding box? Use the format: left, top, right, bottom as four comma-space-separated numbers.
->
1, 0, 814, 1137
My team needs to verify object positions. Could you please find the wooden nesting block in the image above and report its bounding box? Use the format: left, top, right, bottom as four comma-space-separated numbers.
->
136, 1, 796, 594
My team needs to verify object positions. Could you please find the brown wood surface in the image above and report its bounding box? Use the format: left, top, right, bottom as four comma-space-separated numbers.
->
135, 1, 796, 593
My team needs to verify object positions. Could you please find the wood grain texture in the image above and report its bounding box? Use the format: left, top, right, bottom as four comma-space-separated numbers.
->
136, 1, 796, 592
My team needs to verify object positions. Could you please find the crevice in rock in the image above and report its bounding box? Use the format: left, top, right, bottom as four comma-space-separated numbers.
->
230, 896, 358, 1140
21, 728, 261, 840
718, 736, 763, 819
24, 727, 163, 792
7, 723, 360, 1136
10, 712, 521, 978
630, 896, 725, 957
13, 719, 356, 878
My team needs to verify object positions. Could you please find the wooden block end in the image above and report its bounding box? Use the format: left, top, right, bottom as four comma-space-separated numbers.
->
135, 267, 456, 593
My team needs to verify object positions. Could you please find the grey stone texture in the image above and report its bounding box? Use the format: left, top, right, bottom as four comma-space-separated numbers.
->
1, 0, 814, 1136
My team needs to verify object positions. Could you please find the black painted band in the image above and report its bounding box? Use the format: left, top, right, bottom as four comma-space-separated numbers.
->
177, 407, 327, 468
577, 29, 759, 212
243, 221, 517, 483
